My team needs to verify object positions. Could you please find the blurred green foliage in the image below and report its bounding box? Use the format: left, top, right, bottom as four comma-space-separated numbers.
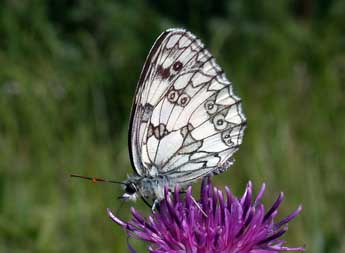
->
1, 0, 345, 252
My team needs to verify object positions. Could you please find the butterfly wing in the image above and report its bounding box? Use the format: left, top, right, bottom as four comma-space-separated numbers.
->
129, 29, 246, 185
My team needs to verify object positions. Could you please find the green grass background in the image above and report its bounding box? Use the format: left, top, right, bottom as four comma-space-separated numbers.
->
1, 0, 344, 252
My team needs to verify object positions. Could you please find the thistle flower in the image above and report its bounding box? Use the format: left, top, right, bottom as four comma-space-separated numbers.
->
108, 178, 304, 252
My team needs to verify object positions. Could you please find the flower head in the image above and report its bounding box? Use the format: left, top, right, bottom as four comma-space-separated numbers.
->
108, 178, 304, 252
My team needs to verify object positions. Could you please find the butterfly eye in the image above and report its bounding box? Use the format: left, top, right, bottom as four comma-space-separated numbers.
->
178, 94, 190, 106
213, 114, 228, 130
205, 100, 217, 114
125, 183, 137, 195
167, 90, 179, 103
173, 61, 183, 71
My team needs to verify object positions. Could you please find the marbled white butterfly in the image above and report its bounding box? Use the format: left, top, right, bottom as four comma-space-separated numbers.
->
72, 28, 246, 208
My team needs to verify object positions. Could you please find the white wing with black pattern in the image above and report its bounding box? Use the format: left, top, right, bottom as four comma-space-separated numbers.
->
129, 28, 246, 185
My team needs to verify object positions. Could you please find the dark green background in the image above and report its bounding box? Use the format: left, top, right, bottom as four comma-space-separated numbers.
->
1, 0, 344, 252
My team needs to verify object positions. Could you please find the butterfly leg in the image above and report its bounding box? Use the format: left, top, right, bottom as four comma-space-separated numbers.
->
190, 196, 208, 217
151, 199, 160, 212
141, 196, 153, 209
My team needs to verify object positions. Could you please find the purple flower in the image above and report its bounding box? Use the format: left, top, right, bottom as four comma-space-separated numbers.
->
108, 178, 304, 252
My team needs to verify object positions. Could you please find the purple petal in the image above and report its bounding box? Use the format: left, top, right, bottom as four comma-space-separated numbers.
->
264, 192, 284, 222
258, 227, 288, 245
107, 208, 127, 227
241, 181, 253, 218
254, 183, 266, 207
274, 205, 302, 230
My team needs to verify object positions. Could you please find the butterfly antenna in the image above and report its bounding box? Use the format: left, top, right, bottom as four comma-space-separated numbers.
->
70, 174, 126, 185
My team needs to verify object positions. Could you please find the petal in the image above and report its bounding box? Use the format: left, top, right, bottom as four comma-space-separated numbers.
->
107, 208, 127, 227
254, 183, 266, 207
274, 205, 302, 230
264, 193, 284, 222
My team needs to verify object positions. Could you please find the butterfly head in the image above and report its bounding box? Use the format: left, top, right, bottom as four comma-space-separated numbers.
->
121, 181, 139, 201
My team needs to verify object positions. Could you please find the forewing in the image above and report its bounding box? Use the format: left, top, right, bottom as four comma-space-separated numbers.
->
129, 28, 246, 181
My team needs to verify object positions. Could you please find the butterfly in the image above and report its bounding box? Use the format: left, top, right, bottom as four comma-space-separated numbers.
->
120, 28, 246, 206
72, 28, 246, 209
